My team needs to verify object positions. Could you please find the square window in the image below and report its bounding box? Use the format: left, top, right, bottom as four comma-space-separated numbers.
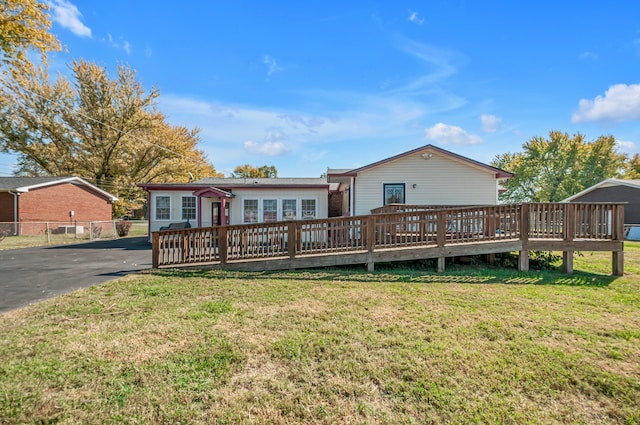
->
181, 196, 196, 220
383, 183, 405, 205
156, 196, 170, 220
282, 199, 297, 220
244, 199, 258, 223
263, 199, 277, 222
301, 199, 316, 219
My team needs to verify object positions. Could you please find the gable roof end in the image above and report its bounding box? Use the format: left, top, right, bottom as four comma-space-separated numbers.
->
563, 178, 640, 202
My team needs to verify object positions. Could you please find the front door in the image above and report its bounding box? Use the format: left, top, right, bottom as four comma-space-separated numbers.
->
211, 201, 230, 226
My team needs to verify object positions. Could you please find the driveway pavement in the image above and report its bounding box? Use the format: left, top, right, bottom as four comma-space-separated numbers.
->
0, 236, 152, 313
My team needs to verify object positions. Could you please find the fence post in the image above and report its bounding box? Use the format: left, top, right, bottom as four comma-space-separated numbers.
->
366, 215, 375, 272
612, 204, 624, 276
436, 210, 446, 272
219, 227, 228, 265
288, 223, 297, 260
519, 203, 529, 272
152, 231, 160, 268
563, 203, 575, 274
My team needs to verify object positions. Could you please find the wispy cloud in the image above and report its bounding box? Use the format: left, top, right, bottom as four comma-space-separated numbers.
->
408, 10, 424, 25
572, 83, 640, 123
480, 114, 501, 133
615, 139, 637, 153
263, 54, 283, 79
425, 123, 482, 145
244, 140, 289, 156
47, 0, 91, 37
104, 34, 132, 55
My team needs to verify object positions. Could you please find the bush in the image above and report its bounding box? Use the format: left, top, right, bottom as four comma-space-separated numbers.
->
116, 220, 132, 237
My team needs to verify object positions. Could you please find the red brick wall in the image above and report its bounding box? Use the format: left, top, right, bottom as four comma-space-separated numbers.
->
0, 192, 15, 221
18, 183, 113, 222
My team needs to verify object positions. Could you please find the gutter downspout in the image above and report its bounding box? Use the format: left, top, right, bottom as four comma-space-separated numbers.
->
350, 176, 355, 216
9, 191, 19, 235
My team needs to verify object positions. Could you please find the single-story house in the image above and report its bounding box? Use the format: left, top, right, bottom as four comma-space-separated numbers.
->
327, 144, 513, 216
140, 145, 512, 235
139, 178, 332, 234
0, 176, 118, 235
564, 178, 640, 225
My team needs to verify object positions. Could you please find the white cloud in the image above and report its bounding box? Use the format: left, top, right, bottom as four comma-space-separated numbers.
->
104, 33, 132, 54
408, 10, 424, 25
244, 140, 289, 156
48, 0, 91, 37
615, 139, 637, 152
572, 83, 640, 123
425, 123, 482, 145
263, 54, 283, 78
480, 114, 501, 133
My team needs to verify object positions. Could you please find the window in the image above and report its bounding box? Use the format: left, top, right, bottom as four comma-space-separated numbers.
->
181, 196, 196, 220
383, 183, 405, 205
282, 199, 297, 220
155, 196, 170, 220
244, 199, 258, 223
301, 199, 316, 219
263, 199, 277, 222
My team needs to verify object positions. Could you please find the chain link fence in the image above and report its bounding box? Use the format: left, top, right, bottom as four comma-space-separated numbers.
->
0, 220, 148, 248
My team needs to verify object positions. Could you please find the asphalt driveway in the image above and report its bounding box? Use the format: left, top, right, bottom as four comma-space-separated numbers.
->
0, 236, 152, 313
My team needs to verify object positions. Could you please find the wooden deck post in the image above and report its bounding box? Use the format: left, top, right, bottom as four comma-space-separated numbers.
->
563, 203, 575, 274
152, 231, 159, 268
366, 216, 375, 272
219, 227, 228, 265
518, 203, 529, 272
612, 204, 624, 276
436, 210, 446, 272
288, 223, 297, 260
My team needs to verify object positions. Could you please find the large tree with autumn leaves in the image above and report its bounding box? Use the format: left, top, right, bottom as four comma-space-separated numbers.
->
0, 0, 60, 77
0, 59, 220, 215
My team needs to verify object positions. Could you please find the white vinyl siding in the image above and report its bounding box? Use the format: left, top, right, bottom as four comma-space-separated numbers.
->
354, 152, 498, 216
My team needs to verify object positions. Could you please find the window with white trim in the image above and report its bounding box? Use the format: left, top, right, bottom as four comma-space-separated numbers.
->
181, 196, 196, 220
383, 183, 405, 205
263, 199, 277, 222
282, 199, 297, 220
155, 196, 170, 220
244, 199, 259, 223
301, 199, 316, 219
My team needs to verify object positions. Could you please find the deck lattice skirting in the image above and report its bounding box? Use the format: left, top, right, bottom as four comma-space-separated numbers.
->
152, 203, 625, 275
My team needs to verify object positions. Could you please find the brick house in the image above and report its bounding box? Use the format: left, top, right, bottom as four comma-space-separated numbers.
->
0, 177, 117, 228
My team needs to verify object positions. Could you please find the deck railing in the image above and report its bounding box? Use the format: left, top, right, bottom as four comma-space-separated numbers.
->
152, 203, 624, 272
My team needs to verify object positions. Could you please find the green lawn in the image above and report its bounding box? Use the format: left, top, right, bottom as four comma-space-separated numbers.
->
1, 243, 639, 424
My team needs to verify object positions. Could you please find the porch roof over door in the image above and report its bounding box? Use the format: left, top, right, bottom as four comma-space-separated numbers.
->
192, 186, 234, 198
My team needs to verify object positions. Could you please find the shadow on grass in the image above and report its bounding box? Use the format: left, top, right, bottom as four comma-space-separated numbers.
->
143, 263, 617, 288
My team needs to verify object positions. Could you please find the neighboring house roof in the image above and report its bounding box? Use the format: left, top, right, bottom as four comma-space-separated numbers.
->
139, 177, 331, 191
564, 178, 640, 202
0, 176, 118, 201
327, 144, 513, 179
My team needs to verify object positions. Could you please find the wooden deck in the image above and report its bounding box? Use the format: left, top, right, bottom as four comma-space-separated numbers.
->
152, 203, 625, 275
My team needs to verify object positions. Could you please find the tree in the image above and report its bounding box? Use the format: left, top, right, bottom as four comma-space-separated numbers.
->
231, 164, 278, 178
492, 131, 627, 203
0, 0, 60, 77
0, 59, 220, 215
624, 153, 640, 179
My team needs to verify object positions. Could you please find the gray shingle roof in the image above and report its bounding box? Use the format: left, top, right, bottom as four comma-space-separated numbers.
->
193, 177, 328, 186
0, 176, 74, 191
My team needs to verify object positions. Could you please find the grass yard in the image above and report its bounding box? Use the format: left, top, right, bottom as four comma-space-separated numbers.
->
1, 244, 639, 424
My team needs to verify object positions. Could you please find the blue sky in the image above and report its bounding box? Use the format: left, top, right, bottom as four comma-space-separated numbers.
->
2, 0, 640, 178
